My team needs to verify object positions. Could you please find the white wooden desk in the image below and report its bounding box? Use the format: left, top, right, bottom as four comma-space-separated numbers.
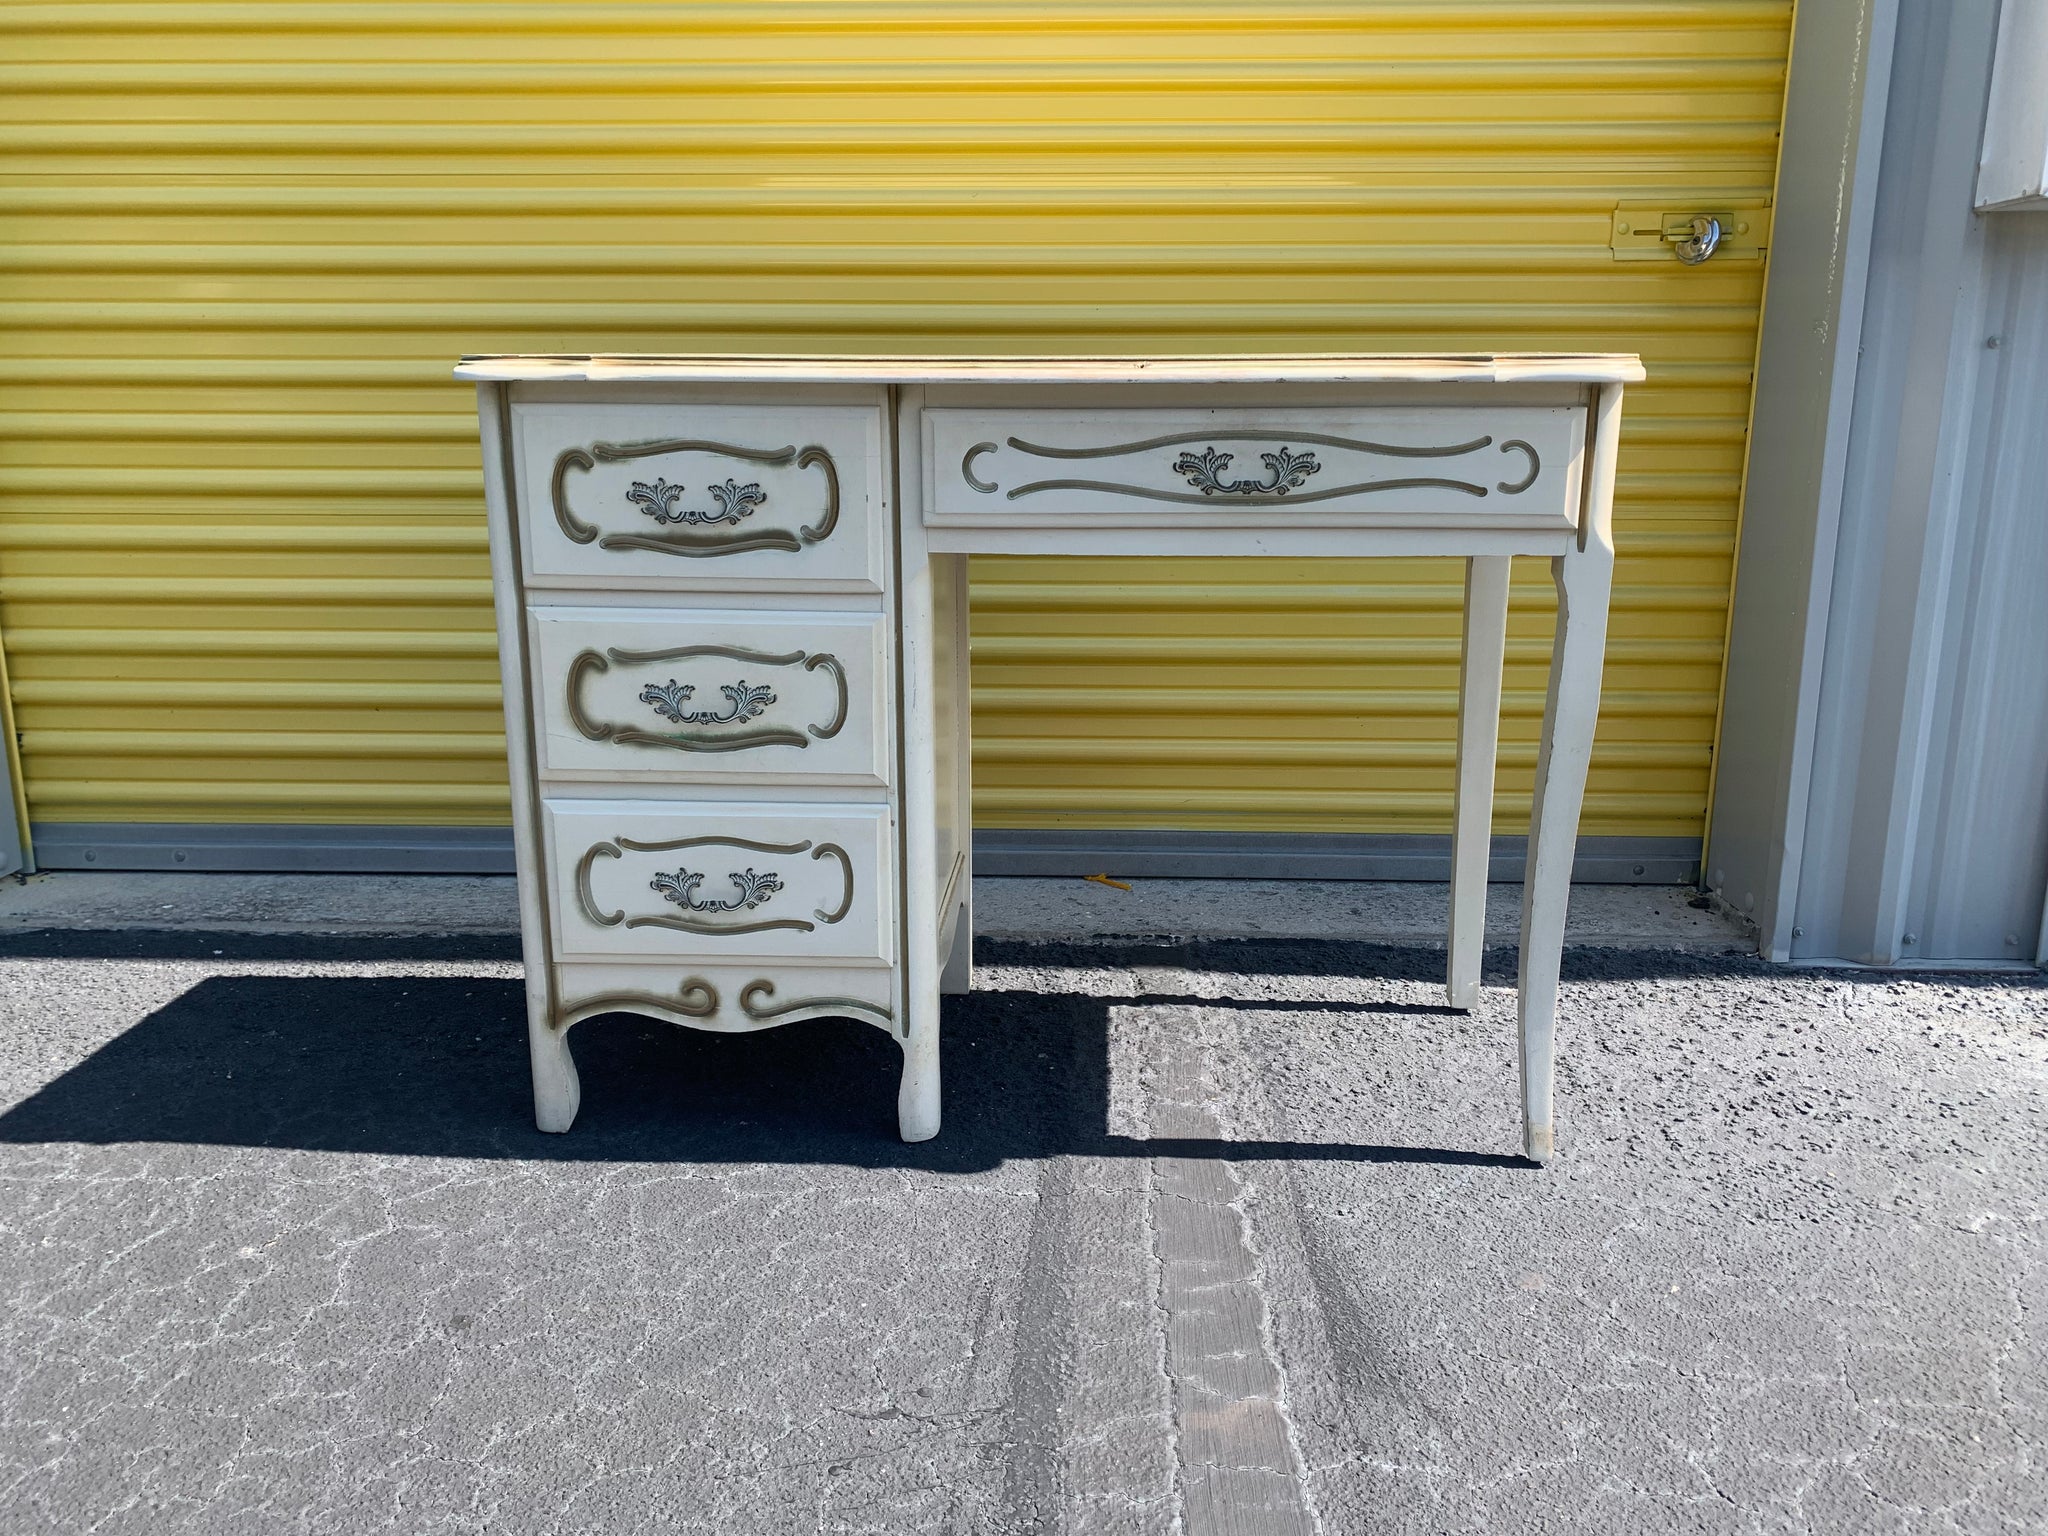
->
458, 354, 1640, 1163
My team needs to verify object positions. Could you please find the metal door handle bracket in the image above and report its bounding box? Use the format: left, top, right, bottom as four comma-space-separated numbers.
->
1610, 202, 1770, 263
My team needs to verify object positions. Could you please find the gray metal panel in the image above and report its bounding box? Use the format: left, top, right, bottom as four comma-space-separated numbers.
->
1707, 0, 1898, 954
1976, 0, 2048, 210
0, 747, 20, 879
1902, 213, 2048, 963
974, 831, 1700, 885
30, 824, 517, 875
1793, 0, 1999, 962
27, 821, 1698, 884
1788, 2, 2048, 966
1717, 0, 2048, 969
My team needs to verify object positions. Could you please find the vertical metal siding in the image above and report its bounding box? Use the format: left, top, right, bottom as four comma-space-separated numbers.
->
1779, 0, 2048, 964
0, 2, 1791, 839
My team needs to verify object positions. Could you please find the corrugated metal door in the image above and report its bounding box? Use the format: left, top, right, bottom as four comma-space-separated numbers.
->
0, 3, 1791, 854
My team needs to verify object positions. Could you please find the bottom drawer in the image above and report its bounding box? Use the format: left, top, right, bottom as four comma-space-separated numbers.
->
544, 799, 895, 964
551, 960, 898, 1037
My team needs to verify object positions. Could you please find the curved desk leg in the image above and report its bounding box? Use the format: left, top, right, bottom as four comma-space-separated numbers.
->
896, 415, 945, 1144
1448, 556, 1511, 1011
940, 908, 974, 995
938, 552, 975, 998
530, 1020, 581, 1133
1516, 383, 1620, 1164
898, 1015, 942, 1142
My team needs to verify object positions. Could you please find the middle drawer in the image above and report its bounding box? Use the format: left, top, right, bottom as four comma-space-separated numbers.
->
545, 799, 895, 964
528, 606, 890, 786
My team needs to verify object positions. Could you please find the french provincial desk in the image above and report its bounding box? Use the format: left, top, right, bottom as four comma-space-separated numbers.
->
457, 354, 1641, 1163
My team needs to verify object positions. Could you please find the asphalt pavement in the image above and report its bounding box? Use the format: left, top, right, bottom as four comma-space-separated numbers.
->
0, 876, 2040, 1534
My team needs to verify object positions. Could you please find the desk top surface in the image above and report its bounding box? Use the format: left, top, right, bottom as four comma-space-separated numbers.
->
455, 352, 1645, 386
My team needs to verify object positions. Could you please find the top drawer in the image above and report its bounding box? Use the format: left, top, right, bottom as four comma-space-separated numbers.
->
921, 403, 1584, 532
511, 398, 888, 592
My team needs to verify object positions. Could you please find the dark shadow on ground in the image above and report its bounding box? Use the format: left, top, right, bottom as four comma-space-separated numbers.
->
0, 959, 1544, 1171
7, 933, 2019, 1172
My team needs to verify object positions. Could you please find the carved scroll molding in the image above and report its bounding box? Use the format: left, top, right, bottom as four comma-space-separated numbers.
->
553, 977, 718, 1033
738, 979, 896, 1034
551, 438, 839, 556
962, 441, 999, 493
566, 645, 848, 754
572, 834, 855, 939
1495, 439, 1540, 494
962, 428, 1542, 505
574, 841, 624, 927
810, 844, 853, 924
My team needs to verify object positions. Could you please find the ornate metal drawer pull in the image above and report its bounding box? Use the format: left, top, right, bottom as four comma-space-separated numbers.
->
566, 644, 849, 753
551, 438, 840, 556
574, 834, 855, 939
626, 476, 766, 528
1173, 445, 1320, 496
650, 865, 784, 914
638, 678, 777, 727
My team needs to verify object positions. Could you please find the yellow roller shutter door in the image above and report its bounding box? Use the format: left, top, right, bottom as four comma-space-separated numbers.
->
0, 3, 1791, 843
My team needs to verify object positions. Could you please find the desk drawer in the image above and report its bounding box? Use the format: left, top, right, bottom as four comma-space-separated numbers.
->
551, 961, 898, 1036
544, 799, 894, 964
529, 607, 889, 786
921, 404, 1583, 530
513, 400, 886, 591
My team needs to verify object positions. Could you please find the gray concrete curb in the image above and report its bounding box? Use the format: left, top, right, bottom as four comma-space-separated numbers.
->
0, 870, 1757, 952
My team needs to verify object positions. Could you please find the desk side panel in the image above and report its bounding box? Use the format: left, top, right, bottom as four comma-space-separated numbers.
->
478, 383, 558, 1033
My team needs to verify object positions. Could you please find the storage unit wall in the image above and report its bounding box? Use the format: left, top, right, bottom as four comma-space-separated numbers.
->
0, 2, 1793, 873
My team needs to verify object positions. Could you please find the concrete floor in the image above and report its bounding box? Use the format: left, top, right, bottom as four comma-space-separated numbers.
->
0, 870, 1750, 949
0, 876, 2041, 1534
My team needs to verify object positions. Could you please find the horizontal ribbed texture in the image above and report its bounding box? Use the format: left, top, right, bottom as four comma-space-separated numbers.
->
0, 1, 1789, 835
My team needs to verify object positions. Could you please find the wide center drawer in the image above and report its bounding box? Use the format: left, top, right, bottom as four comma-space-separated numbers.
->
529, 607, 890, 786
921, 403, 1584, 530
544, 799, 895, 964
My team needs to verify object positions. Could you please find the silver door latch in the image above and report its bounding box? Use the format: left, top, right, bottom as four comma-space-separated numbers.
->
1610, 204, 1767, 263
1671, 215, 1722, 265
